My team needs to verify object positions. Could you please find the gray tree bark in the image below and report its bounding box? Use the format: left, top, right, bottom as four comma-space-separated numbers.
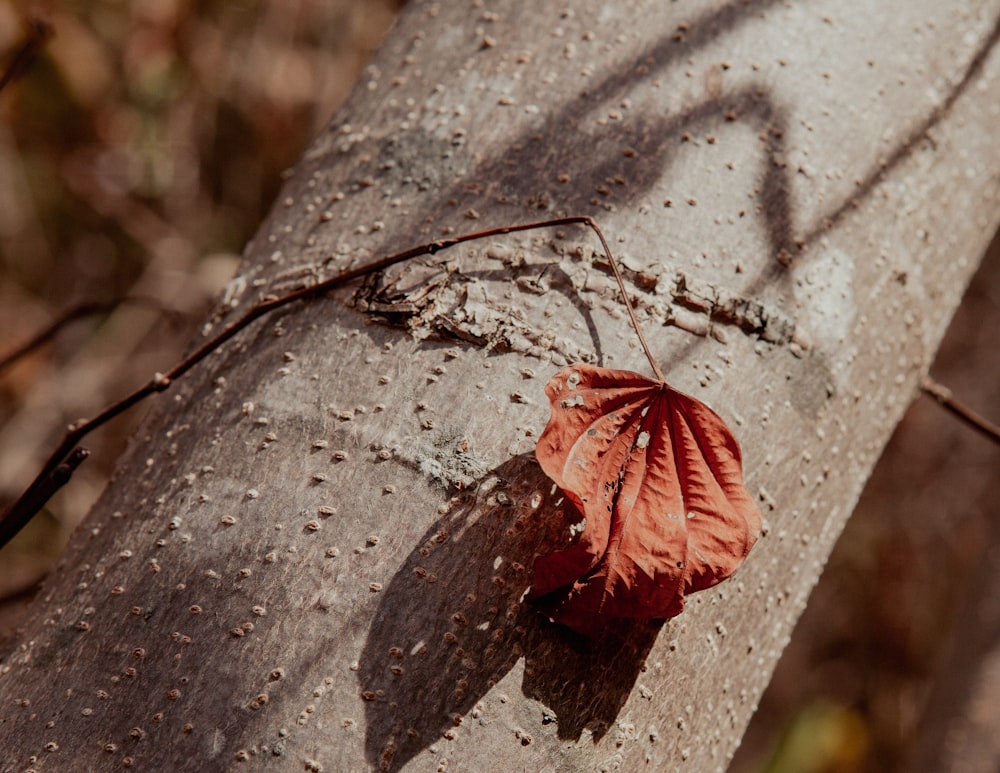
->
3, 1, 1000, 771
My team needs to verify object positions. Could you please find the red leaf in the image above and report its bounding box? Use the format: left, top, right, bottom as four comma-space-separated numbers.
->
530, 363, 762, 635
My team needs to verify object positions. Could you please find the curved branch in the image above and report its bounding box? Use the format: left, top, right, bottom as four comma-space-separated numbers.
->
0, 216, 644, 550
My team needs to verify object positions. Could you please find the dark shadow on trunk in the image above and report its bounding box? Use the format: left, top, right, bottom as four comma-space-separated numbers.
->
358, 454, 663, 772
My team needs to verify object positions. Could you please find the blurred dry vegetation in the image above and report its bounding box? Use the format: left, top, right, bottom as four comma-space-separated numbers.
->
0, 2, 998, 772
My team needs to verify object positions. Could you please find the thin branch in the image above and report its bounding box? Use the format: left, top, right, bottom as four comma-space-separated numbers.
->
8, 448, 90, 532
921, 375, 1000, 444
0, 17, 52, 94
0, 303, 116, 373
0, 296, 187, 374
0, 216, 652, 550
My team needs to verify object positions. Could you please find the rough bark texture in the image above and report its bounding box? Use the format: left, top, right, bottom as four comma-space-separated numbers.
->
3, 1, 1000, 771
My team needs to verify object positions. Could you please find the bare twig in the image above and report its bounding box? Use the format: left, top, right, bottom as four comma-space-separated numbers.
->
921, 375, 1000, 444
0, 216, 649, 550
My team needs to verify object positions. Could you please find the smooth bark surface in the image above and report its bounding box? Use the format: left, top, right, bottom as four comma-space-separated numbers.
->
3, 1, 1000, 770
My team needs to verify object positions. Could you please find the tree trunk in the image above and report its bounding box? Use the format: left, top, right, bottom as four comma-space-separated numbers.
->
3, 1, 1000, 770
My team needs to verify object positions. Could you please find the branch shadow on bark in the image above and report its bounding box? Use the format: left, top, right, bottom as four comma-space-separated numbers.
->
358, 454, 664, 772
325, 0, 1000, 381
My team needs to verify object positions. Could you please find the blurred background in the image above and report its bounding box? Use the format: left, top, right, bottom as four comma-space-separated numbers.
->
0, 2, 997, 771
0, 0, 402, 623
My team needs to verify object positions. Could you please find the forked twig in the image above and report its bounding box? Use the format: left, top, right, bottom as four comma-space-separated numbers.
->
921, 376, 1000, 444
0, 216, 653, 549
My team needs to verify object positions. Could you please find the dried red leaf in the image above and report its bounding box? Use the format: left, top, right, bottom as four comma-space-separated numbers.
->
530, 363, 762, 635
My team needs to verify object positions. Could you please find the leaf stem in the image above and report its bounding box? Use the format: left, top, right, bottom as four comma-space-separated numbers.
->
584, 218, 665, 382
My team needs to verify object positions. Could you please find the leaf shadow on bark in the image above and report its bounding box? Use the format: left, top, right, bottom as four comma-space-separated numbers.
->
358, 454, 665, 773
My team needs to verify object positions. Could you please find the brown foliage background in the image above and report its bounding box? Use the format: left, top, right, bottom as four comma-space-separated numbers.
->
0, 0, 401, 607
1, 2, 997, 771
